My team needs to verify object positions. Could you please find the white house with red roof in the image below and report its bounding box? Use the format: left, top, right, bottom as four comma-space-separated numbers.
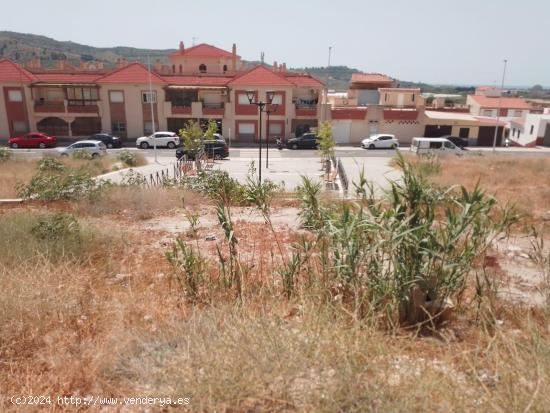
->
0, 41, 324, 141
509, 112, 550, 147
466, 93, 534, 119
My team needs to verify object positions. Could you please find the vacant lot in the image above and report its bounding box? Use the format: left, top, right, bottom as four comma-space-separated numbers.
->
1, 156, 549, 412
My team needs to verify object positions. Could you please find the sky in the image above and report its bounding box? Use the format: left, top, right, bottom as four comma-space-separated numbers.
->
1, 0, 548, 87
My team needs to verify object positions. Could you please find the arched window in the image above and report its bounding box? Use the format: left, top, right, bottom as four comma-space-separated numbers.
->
199, 64, 207, 73
179, 64, 182, 74
223, 64, 228, 73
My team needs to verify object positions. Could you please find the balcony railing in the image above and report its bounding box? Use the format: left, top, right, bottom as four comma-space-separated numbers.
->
34, 101, 65, 113
202, 102, 225, 116
67, 100, 99, 113
295, 104, 317, 117
171, 104, 192, 115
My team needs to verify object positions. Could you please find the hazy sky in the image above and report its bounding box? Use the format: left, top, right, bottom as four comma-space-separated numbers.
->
1, 0, 548, 86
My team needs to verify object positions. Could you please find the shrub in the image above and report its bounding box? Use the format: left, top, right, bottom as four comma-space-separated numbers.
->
180, 170, 247, 205
38, 157, 65, 172
0, 147, 11, 162
71, 149, 93, 160
166, 238, 206, 300
17, 169, 99, 201
31, 212, 81, 241
117, 149, 138, 167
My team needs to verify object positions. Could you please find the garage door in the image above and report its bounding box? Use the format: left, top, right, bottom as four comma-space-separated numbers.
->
424, 125, 452, 137
543, 124, 550, 147
477, 126, 503, 146
332, 120, 351, 144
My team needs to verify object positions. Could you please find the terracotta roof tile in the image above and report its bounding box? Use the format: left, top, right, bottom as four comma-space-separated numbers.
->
33, 72, 102, 83
0, 59, 37, 82
96, 63, 165, 84
228, 65, 293, 86
469, 95, 533, 110
169, 43, 235, 58
284, 73, 324, 87
162, 75, 231, 86
351, 73, 393, 84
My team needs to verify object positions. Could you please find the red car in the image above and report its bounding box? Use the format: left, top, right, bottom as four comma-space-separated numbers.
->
8, 132, 57, 149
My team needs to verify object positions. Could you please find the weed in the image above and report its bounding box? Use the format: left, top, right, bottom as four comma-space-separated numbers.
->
0, 146, 12, 162
31, 212, 81, 241
117, 149, 145, 167
166, 238, 206, 301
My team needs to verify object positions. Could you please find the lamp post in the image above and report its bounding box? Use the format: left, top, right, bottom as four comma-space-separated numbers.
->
264, 103, 279, 169
245, 89, 276, 182
492, 59, 508, 152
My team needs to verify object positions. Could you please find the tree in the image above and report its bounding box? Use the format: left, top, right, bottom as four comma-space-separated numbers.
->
204, 119, 218, 140
317, 121, 336, 159
179, 120, 203, 152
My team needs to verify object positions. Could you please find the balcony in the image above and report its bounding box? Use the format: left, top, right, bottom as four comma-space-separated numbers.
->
171, 104, 192, 115
67, 100, 99, 114
34, 101, 65, 113
202, 102, 225, 116
295, 104, 317, 117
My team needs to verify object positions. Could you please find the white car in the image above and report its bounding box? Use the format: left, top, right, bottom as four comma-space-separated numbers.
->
58, 140, 107, 158
361, 134, 399, 149
136, 131, 180, 149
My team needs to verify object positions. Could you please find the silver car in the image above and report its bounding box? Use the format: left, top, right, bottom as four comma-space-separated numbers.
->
58, 140, 107, 158
361, 134, 399, 149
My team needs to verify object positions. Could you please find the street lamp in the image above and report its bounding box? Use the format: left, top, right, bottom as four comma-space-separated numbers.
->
246, 89, 276, 182
492, 59, 508, 152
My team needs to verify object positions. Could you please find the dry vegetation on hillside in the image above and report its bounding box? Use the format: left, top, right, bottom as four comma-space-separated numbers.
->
1, 156, 550, 412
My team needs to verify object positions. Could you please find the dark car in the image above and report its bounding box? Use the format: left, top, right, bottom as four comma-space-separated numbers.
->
89, 133, 122, 148
441, 135, 468, 148
8, 132, 57, 149
286, 133, 319, 150
176, 139, 229, 160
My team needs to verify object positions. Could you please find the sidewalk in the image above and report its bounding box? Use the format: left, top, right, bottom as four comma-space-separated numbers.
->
97, 157, 177, 184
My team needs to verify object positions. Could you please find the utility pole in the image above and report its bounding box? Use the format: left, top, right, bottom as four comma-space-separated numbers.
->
147, 54, 158, 163
323, 46, 332, 122
492, 59, 508, 152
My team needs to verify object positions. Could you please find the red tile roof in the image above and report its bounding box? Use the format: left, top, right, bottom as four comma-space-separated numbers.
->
469, 95, 533, 110
228, 65, 293, 86
351, 73, 393, 84
284, 73, 324, 87
33, 72, 102, 84
169, 43, 235, 58
96, 63, 165, 84
162, 75, 232, 86
0, 59, 37, 82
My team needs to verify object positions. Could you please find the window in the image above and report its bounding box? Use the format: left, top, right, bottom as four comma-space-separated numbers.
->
199, 64, 207, 73
269, 122, 283, 135
271, 94, 283, 105
429, 141, 442, 149
66, 87, 98, 105
142, 91, 157, 104
444, 141, 455, 149
530, 125, 534, 135
482, 109, 493, 116
112, 121, 126, 133
179, 64, 182, 74
223, 64, 228, 73
109, 91, 124, 103
144, 121, 158, 135
412, 94, 415, 102
8, 90, 23, 102
12, 121, 27, 133
238, 93, 253, 105
238, 122, 255, 137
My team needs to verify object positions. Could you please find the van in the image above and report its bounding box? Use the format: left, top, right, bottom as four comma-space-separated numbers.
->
410, 137, 464, 156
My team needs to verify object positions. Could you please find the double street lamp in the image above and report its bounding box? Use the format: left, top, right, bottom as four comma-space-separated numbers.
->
245, 90, 278, 182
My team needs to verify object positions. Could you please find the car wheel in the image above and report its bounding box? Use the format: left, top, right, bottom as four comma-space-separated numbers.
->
391, 143, 397, 149
107, 143, 113, 149
92, 153, 99, 159
39, 143, 46, 149
214, 153, 222, 160
292, 143, 298, 150
369, 144, 375, 149
140, 142, 149, 149
61, 153, 69, 157
10, 143, 18, 149
167, 141, 176, 149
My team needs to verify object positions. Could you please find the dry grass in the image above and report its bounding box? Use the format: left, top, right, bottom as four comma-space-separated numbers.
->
1, 180, 550, 412
420, 155, 550, 219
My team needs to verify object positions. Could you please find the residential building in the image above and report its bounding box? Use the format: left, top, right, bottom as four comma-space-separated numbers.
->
466, 93, 533, 119
510, 111, 550, 146
0, 42, 324, 142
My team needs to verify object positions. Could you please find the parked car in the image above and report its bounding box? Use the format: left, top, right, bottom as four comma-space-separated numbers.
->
440, 135, 468, 148
361, 134, 399, 149
89, 133, 122, 148
286, 133, 319, 150
136, 131, 180, 149
176, 139, 229, 160
410, 137, 464, 156
8, 132, 56, 149
58, 140, 107, 158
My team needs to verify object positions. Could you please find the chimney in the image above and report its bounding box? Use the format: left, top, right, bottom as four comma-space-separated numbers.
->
282, 63, 287, 72
116, 58, 124, 68
231, 43, 237, 71
27, 56, 41, 69
57, 59, 66, 70
154, 59, 162, 72
273, 61, 278, 70
122, 58, 127, 67
179, 41, 184, 52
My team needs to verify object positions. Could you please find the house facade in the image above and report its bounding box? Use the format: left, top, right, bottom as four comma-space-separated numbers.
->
0, 42, 324, 142
510, 112, 550, 146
